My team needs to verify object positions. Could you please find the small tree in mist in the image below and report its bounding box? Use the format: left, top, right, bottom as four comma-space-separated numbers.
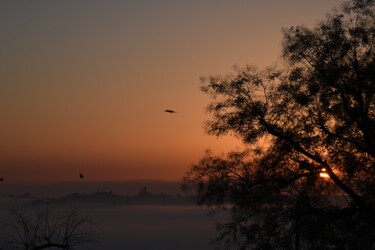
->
183, 0, 375, 249
0, 208, 94, 250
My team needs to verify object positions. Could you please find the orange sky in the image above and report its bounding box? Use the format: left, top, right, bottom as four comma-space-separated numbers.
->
0, 0, 342, 183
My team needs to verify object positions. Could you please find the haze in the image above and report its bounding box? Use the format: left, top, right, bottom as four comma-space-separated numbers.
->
0, 0, 341, 184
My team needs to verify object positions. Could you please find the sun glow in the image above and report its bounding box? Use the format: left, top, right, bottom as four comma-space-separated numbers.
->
320, 168, 330, 178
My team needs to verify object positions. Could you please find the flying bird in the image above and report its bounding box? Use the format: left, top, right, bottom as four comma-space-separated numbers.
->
79, 173, 84, 179
165, 110, 176, 113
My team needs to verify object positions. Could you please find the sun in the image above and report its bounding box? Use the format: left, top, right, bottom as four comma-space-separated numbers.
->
320, 168, 330, 178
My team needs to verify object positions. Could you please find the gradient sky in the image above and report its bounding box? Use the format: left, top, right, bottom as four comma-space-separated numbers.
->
0, 0, 342, 183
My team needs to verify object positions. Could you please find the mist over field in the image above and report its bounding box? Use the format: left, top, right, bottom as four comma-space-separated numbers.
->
0, 180, 223, 249
90, 205, 220, 250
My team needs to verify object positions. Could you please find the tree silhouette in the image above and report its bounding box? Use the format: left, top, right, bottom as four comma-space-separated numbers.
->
1, 208, 94, 250
183, 0, 374, 249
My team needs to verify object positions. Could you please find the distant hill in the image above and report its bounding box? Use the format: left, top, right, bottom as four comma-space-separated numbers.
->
0, 180, 182, 197
29, 187, 195, 206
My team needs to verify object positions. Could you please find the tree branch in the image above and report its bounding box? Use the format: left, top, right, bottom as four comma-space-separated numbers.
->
260, 118, 367, 209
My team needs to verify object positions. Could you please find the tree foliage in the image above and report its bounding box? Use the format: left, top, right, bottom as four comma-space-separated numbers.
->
183, 0, 375, 249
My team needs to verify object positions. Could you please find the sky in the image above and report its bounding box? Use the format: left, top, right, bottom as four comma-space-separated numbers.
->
0, 0, 342, 184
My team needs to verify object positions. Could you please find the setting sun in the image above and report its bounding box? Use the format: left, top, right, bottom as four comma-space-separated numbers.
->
320, 168, 330, 178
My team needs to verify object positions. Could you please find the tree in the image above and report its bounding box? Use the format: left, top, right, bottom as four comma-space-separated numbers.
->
1, 208, 94, 250
183, 0, 375, 249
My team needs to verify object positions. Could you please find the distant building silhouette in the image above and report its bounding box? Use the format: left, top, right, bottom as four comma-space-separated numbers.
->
137, 187, 152, 197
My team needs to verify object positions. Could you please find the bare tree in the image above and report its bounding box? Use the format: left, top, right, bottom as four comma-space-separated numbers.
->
1, 208, 94, 250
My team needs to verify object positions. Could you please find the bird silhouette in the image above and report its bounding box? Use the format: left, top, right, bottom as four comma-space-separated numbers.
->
79, 173, 84, 179
0, 178, 4, 182
165, 110, 176, 113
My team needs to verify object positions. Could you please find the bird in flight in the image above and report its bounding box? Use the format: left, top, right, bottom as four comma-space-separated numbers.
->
79, 173, 84, 179
0, 178, 4, 182
165, 110, 176, 113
